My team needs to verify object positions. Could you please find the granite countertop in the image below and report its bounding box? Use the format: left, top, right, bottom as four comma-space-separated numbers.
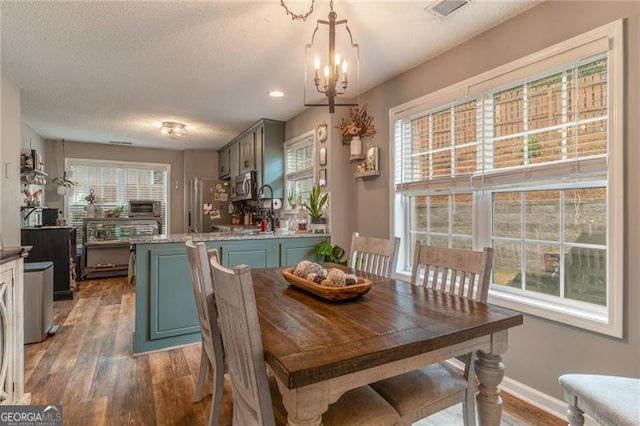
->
130, 230, 329, 245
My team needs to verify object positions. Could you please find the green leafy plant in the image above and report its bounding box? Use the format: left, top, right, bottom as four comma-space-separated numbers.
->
302, 183, 328, 219
52, 176, 75, 187
287, 190, 297, 209
315, 240, 347, 265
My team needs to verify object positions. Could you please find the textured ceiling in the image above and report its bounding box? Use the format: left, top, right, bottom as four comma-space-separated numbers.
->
1, 1, 540, 151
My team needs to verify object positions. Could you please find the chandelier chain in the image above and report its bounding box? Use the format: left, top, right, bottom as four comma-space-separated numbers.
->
280, 0, 316, 21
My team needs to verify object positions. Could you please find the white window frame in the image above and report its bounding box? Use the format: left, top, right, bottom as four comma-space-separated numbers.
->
390, 20, 623, 337
283, 130, 316, 213
66, 158, 171, 239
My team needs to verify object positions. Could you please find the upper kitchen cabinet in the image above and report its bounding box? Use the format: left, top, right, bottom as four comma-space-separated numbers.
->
218, 146, 230, 179
218, 141, 240, 179
239, 131, 255, 174
257, 120, 285, 199
218, 119, 285, 199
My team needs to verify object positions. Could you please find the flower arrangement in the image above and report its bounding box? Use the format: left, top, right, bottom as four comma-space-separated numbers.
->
84, 189, 97, 205
336, 104, 376, 145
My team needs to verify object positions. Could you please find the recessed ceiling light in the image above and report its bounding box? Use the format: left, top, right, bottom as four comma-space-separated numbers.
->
269, 90, 284, 98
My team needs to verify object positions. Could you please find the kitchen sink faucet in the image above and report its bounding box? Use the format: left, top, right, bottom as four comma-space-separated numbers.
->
257, 184, 274, 232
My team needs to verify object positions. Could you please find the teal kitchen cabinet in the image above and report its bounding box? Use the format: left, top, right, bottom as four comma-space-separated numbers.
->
219, 239, 279, 269
280, 236, 327, 266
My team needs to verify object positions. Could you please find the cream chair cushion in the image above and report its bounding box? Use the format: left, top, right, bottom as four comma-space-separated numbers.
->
559, 374, 640, 426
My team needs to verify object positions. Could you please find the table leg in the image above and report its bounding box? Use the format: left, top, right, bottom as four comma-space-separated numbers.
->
275, 380, 329, 426
474, 350, 505, 426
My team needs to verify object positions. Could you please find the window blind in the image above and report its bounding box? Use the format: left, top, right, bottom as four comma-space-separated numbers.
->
284, 133, 315, 208
395, 55, 608, 195
67, 158, 169, 243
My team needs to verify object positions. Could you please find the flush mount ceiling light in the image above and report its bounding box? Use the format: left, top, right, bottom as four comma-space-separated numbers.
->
269, 90, 285, 98
160, 121, 187, 139
281, 0, 359, 113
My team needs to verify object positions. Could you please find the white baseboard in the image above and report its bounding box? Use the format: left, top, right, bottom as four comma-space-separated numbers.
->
448, 358, 596, 425
500, 375, 567, 420
501, 374, 597, 426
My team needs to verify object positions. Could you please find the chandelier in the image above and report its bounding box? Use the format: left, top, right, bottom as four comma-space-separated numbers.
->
160, 121, 187, 139
282, 0, 359, 113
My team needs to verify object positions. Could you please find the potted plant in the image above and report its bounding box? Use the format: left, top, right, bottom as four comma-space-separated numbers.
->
336, 104, 377, 156
302, 183, 328, 233
52, 175, 75, 196
314, 240, 347, 265
287, 190, 297, 210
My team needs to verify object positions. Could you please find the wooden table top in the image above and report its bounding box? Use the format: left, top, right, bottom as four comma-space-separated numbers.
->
252, 266, 523, 389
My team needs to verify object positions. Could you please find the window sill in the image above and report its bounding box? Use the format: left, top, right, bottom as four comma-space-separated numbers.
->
488, 289, 621, 338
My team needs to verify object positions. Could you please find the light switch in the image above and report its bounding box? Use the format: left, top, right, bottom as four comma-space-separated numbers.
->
5, 162, 11, 179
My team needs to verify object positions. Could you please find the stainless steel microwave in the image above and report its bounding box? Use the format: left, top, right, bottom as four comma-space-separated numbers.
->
129, 200, 161, 217
232, 170, 257, 201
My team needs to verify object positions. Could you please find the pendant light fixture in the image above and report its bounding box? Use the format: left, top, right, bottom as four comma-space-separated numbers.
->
281, 0, 360, 113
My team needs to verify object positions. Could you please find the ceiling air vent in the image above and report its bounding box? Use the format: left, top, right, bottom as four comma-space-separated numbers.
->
109, 140, 133, 145
426, 0, 470, 18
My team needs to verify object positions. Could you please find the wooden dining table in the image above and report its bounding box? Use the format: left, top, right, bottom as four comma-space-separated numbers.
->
251, 266, 524, 426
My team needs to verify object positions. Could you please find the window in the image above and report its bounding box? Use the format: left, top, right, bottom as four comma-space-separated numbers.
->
67, 159, 170, 244
392, 21, 623, 337
284, 131, 315, 209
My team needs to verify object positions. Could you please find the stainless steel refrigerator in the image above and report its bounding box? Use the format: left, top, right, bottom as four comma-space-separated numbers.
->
187, 177, 232, 233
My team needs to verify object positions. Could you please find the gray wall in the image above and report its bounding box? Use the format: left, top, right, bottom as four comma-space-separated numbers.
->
1, 72, 22, 246
286, 0, 640, 402
183, 149, 218, 183
285, 107, 357, 253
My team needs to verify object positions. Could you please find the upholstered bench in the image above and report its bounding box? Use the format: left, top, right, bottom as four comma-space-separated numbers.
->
559, 374, 640, 425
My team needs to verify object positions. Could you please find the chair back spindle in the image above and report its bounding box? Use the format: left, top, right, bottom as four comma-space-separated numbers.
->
349, 232, 400, 278
411, 242, 493, 302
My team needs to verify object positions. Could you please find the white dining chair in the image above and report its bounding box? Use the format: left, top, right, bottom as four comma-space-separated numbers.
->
349, 232, 400, 278
559, 374, 640, 425
185, 239, 229, 426
371, 242, 494, 426
208, 256, 402, 426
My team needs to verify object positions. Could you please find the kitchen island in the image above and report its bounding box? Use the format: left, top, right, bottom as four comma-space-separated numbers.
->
131, 231, 329, 354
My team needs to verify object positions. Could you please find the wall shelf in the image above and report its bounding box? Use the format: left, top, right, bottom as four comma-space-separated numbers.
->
20, 169, 48, 185
353, 146, 380, 179
354, 170, 381, 178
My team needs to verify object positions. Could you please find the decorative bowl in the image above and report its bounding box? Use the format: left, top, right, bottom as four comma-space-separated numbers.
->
281, 268, 372, 301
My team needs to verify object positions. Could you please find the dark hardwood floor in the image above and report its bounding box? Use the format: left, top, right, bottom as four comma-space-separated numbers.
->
24, 276, 564, 425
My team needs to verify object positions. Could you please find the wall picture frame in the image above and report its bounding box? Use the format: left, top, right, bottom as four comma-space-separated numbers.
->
319, 168, 327, 186
319, 147, 327, 166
